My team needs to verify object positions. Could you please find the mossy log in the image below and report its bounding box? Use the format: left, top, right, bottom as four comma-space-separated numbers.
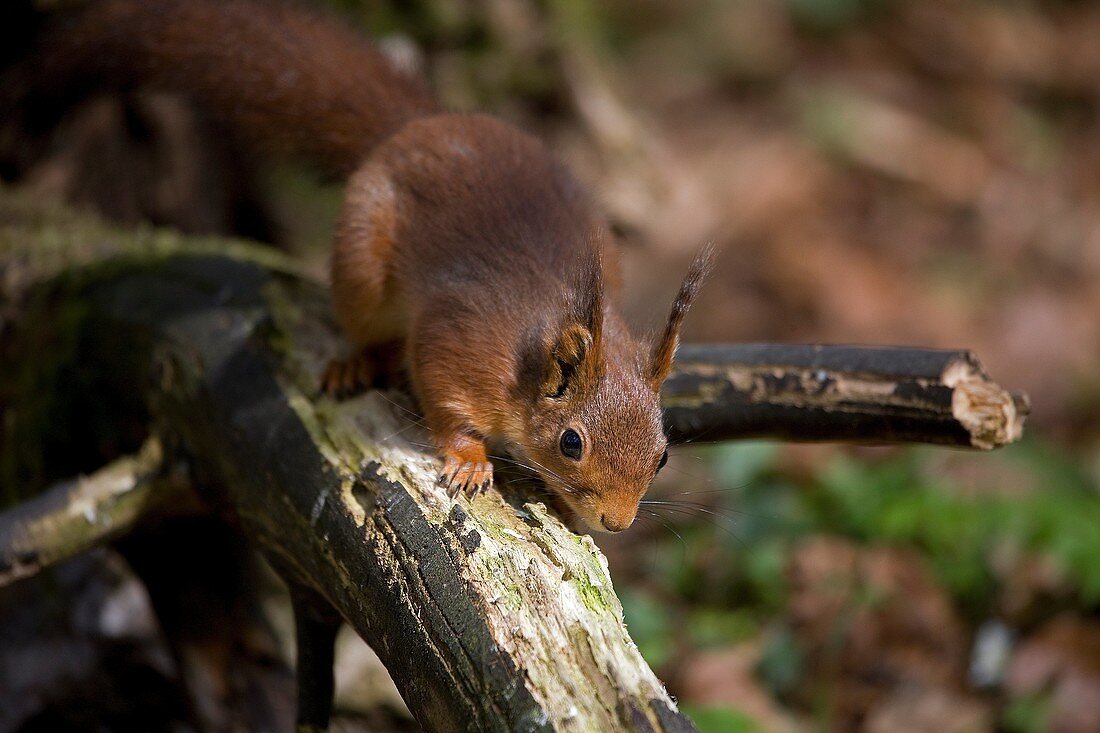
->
0, 193, 694, 732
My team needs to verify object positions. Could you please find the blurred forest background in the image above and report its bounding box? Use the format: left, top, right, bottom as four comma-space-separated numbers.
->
2, 0, 1100, 732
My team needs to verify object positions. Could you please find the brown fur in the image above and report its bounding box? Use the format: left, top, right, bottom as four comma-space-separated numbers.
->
30, 0, 711, 532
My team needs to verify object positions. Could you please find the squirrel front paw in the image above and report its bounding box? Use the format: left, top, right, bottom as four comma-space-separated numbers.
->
438, 456, 494, 498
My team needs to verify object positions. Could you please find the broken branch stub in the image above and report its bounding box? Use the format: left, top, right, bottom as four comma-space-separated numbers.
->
663, 344, 1026, 449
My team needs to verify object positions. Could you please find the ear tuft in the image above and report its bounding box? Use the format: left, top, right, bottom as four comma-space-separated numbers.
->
575, 241, 605, 350
649, 243, 717, 387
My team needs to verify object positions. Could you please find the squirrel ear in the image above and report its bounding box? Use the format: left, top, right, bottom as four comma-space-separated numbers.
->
541, 238, 607, 398
542, 323, 594, 398
649, 243, 717, 388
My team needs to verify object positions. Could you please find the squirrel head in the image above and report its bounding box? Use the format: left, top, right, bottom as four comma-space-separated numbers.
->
516, 245, 715, 533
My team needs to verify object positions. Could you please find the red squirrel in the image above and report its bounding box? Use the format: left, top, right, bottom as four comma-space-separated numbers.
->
18, 0, 713, 533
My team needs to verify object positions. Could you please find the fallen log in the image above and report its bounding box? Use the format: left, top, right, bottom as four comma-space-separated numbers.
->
0, 193, 694, 731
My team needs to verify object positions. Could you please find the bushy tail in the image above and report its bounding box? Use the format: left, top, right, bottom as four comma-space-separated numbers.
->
5, 0, 440, 178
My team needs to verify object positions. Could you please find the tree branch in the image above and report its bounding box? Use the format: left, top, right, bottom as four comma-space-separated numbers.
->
0, 436, 193, 587
664, 344, 1026, 449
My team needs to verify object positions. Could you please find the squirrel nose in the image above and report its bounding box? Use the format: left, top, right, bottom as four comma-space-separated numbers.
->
600, 513, 631, 533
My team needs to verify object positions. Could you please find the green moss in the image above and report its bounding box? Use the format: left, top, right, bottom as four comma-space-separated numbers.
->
571, 566, 616, 614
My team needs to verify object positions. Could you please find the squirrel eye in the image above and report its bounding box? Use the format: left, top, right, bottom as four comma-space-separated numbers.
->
656, 449, 669, 473
559, 429, 583, 460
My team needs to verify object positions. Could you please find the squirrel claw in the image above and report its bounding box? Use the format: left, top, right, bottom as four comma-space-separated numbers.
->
438, 458, 493, 499
464, 474, 491, 499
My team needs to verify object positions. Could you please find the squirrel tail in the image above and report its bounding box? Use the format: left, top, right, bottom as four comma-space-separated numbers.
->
7, 0, 440, 178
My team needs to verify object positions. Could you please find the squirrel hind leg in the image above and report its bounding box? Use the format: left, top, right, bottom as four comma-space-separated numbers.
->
330, 163, 401, 345
325, 164, 407, 399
